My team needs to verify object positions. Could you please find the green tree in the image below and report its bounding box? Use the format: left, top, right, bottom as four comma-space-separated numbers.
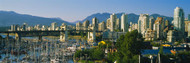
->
74, 50, 82, 58
80, 32, 84, 37
159, 46, 164, 54
91, 48, 104, 60
115, 30, 144, 63
107, 52, 118, 63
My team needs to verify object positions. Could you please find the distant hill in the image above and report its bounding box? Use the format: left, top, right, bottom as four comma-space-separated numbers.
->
0, 11, 73, 26
77, 13, 173, 24
0, 10, 173, 27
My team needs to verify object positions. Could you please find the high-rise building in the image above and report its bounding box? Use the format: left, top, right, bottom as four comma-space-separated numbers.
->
83, 20, 90, 30
144, 29, 156, 41
129, 23, 138, 32
167, 30, 178, 42
149, 16, 155, 30
60, 23, 67, 30
106, 18, 111, 30
153, 17, 165, 39
121, 14, 128, 32
34, 24, 40, 30
22, 23, 28, 31
173, 7, 185, 38
10, 25, 18, 31
10, 25, 14, 31
41, 25, 47, 31
110, 13, 117, 32
138, 14, 149, 37
51, 22, 57, 30
76, 22, 82, 30
185, 21, 190, 32
165, 20, 169, 27
115, 18, 120, 30
27, 26, 34, 31
92, 17, 98, 30
98, 21, 106, 31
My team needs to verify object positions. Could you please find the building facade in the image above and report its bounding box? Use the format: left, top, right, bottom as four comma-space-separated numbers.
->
51, 22, 57, 30
110, 13, 117, 32
121, 14, 128, 32
149, 16, 155, 30
115, 18, 120, 31
76, 22, 82, 30
172, 7, 185, 39
83, 20, 90, 30
167, 30, 177, 42
98, 21, 106, 31
144, 29, 156, 41
185, 21, 190, 32
153, 17, 165, 39
92, 17, 99, 30
138, 14, 149, 37
106, 13, 120, 32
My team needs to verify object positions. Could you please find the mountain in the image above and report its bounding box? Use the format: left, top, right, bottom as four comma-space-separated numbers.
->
0, 11, 73, 26
0, 10, 173, 27
150, 14, 173, 22
77, 13, 173, 24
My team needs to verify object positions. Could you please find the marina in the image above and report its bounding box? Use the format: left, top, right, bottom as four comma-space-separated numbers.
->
0, 35, 81, 63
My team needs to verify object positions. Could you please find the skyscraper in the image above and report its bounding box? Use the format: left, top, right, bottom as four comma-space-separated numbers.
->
138, 14, 149, 37
110, 13, 117, 32
115, 18, 120, 30
51, 22, 57, 30
22, 23, 28, 31
92, 17, 99, 30
83, 20, 90, 30
153, 17, 165, 39
98, 21, 106, 31
121, 14, 128, 32
173, 7, 185, 37
149, 16, 155, 30
165, 20, 169, 27
76, 22, 82, 30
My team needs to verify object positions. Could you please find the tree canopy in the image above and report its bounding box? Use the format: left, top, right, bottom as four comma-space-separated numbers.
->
115, 30, 144, 63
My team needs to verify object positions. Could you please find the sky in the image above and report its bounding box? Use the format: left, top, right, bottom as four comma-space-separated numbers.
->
0, 0, 190, 22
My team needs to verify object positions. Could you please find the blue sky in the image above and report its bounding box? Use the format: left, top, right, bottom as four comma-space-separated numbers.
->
0, 0, 189, 22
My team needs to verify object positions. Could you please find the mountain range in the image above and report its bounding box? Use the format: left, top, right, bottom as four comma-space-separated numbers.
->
0, 11, 173, 27
78, 13, 173, 24
0, 11, 73, 26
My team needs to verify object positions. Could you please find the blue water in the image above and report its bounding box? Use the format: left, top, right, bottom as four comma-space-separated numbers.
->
141, 49, 171, 55
0, 34, 15, 38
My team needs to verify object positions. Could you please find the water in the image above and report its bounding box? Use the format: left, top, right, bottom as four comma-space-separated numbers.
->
141, 47, 187, 55
0, 34, 75, 63
141, 49, 171, 55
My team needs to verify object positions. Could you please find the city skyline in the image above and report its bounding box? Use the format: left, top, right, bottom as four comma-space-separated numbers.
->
1, 1, 190, 63
0, 0, 190, 22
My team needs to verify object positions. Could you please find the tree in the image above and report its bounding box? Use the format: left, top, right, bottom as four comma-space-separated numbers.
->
80, 32, 84, 37
115, 30, 144, 63
91, 48, 104, 60
74, 48, 104, 61
107, 52, 118, 63
74, 50, 82, 58
159, 46, 164, 54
